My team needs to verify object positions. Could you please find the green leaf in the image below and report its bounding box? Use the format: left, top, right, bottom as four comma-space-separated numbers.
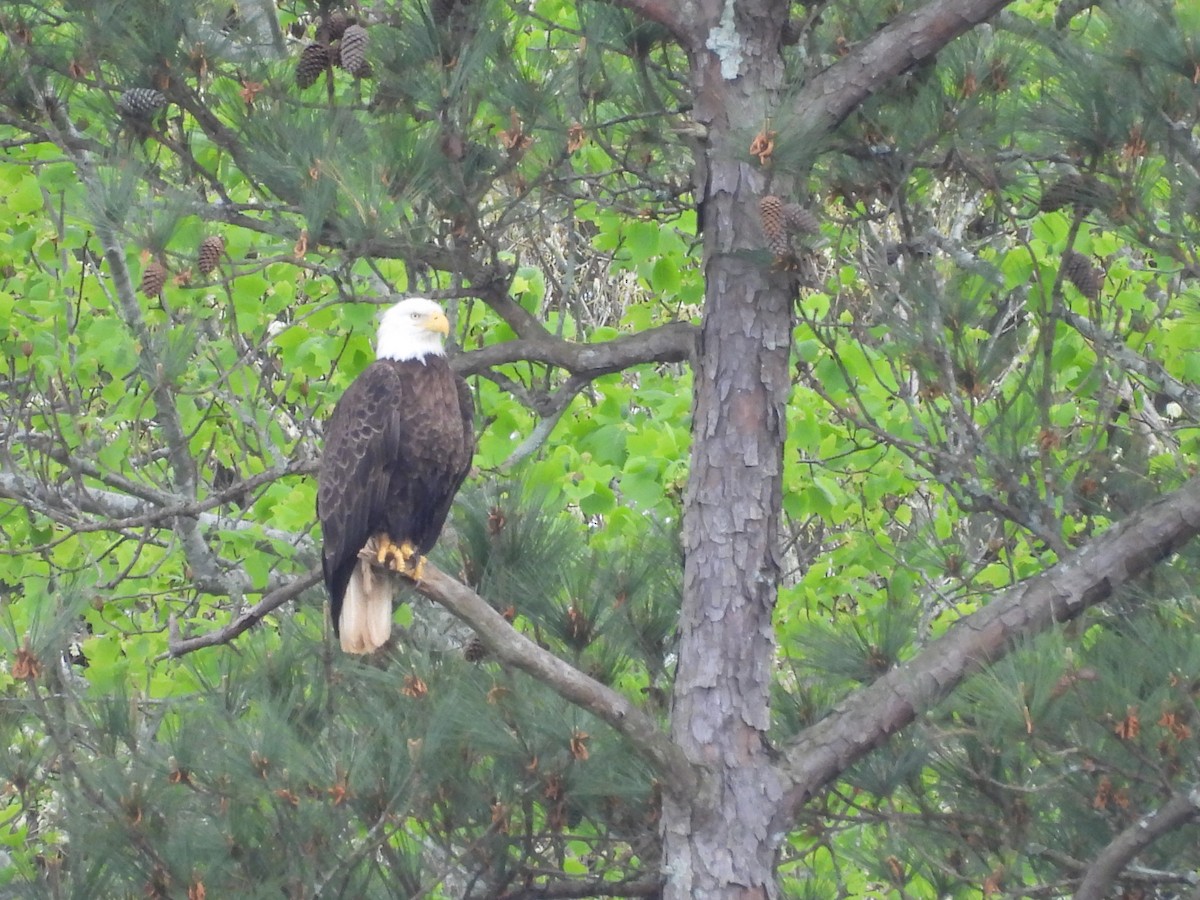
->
624, 221, 659, 263
7, 173, 42, 216
650, 256, 681, 295
578, 480, 615, 515
618, 469, 664, 509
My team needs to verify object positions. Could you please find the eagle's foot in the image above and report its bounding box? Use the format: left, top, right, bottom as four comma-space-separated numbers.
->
392, 540, 426, 582
360, 535, 425, 580
357, 540, 381, 566
359, 534, 395, 567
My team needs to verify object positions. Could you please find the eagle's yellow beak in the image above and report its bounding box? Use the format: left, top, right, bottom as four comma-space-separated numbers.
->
426, 310, 450, 336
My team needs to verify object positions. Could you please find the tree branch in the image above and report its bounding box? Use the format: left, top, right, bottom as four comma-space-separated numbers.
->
605, 0, 689, 45
497, 876, 664, 899
0, 433, 317, 530
1063, 308, 1200, 421
455, 322, 697, 379
35, 94, 246, 599
499, 374, 593, 470
0, 468, 308, 546
775, 475, 1200, 827
166, 566, 324, 658
790, 0, 1017, 135
1074, 788, 1200, 900
413, 562, 699, 802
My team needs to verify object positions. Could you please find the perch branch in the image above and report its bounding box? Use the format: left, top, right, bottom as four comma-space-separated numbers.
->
414, 562, 699, 801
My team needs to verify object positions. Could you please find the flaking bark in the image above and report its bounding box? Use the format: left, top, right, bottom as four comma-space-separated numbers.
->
662, 0, 793, 894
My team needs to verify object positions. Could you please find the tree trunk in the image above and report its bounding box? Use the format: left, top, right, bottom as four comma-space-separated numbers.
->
664, 1, 794, 895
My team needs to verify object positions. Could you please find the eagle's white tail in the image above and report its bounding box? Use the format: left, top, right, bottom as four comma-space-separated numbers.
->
339, 557, 393, 653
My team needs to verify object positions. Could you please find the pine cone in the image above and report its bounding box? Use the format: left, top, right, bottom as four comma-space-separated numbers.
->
296, 43, 330, 89
759, 194, 789, 258
338, 24, 369, 77
1040, 174, 1117, 215
1039, 174, 1085, 212
317, 9, 349, 43
140, 258, 168, 297
463, 637, 487, 662
1061, 250, 1101, 300
197, 235, 225, 276
782, 203, 820, 236
117, 88, 167, 119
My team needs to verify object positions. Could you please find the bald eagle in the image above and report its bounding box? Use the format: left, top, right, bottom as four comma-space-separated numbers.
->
317, 298, 475, 653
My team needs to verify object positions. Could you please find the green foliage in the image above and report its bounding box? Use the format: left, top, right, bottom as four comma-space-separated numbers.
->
1, 489, 672, 895
1, 0, 1200, 895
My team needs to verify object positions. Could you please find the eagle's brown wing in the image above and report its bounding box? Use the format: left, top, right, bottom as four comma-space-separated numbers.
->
387, 360, 474, 555
452, 370, 476, 492
317, 361, 406, 628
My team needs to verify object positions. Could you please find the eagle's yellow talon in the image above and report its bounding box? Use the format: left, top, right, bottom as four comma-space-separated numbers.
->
374, 534, 397, 567
408, 554, 427, 582
391, 540, 425, 580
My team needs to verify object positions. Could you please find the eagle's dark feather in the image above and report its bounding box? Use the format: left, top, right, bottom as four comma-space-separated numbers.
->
317, 356, 474, 640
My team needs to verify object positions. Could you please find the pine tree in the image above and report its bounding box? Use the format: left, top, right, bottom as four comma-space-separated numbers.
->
1, 0, 1200, 897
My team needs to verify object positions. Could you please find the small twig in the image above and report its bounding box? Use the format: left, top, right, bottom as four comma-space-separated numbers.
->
1063, 308, 1200, 422
0, 469, 307, 547
500, 375, 592, 471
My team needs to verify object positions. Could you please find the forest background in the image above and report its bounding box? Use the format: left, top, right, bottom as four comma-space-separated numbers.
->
2, 0, 1200, 896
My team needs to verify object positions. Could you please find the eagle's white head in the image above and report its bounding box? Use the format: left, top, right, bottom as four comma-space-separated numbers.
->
375, 297, 451, 362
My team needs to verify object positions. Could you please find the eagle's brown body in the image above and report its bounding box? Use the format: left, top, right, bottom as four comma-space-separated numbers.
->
318, 353, 474, 652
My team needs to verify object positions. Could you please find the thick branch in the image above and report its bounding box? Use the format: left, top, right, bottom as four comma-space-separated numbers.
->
605, 0, 689, 44
776, 475, 1200, 826
497, 878, 664, 899
413, 562, 699, 801
1074, 788, 1200, 900
455, 322, 697, 379
790, 0, 1017, 135
469, 280, 551, 342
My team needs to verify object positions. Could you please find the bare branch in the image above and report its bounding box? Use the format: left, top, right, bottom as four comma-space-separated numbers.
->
0, 469, 307, 548
413, 562, 700, 801
33, 94, 243, 599
456, 322, 696, 379
775, 475, 1200, 827
0, 432, 316, 528
499, 375, 593, 470
496, 876, 664, 899
1074, 788, 1200, 900
471, 280, 553, 340
1063, 308, 1200, 421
